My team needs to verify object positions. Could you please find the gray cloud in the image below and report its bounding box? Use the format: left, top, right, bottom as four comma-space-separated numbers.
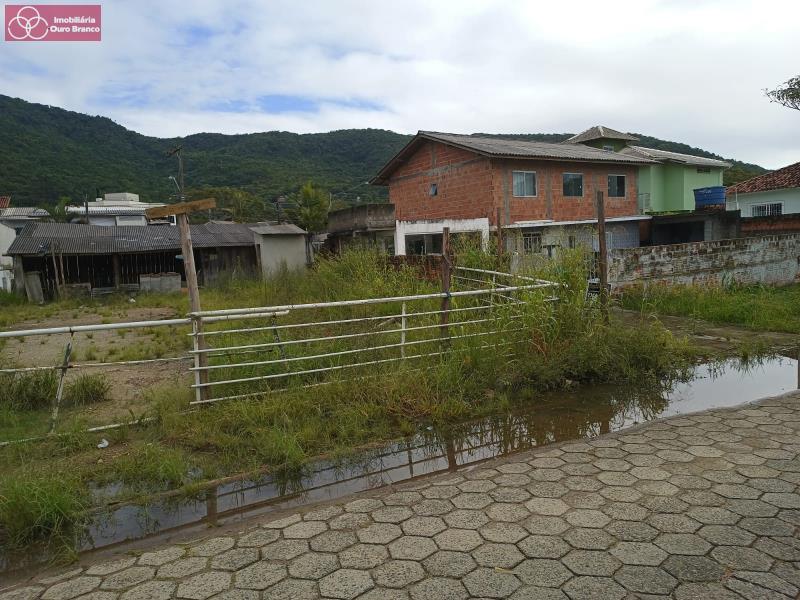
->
1, 0, 798, 167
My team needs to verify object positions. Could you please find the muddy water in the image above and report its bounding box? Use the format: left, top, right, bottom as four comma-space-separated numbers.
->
77, 356, 798, 554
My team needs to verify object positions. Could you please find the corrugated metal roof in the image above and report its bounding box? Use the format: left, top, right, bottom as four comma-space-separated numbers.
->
726, 161, 800, 195
419, 132, 655, 163
622, 146, 731, 168
564, 126, 639, 144
7, 222, 256, 256
371, 131, 656, 184
65, 206, 152, 216
250, 223, 307, 235
0, 207, 50, 219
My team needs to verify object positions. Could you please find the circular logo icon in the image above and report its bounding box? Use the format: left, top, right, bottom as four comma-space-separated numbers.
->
7, 6, 49, 40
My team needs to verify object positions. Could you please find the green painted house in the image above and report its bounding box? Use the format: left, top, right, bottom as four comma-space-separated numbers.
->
566, 126, 730, 213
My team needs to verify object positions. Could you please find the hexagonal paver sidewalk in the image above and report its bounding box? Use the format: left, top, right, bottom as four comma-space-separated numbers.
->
4, 393, 800, 599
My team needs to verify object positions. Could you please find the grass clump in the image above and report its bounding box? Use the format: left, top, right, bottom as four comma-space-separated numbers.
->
0, 370, 58, 411
101, 444, 193, 492
620, 282, 800, 333
63, 374, 111, 407
0, 473, 88, 552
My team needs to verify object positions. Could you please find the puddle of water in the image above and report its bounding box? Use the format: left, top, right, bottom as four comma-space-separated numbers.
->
3, 356, 797, 570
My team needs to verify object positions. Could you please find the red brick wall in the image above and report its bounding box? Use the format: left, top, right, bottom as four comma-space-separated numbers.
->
386, 141, 640, 225
741, 214, 800, 235
490, 160, 639, 224
388, 140, 494, 221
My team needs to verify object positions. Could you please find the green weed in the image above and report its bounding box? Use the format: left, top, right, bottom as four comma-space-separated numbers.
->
0, 472, 88, 552
63, 374, 111, 407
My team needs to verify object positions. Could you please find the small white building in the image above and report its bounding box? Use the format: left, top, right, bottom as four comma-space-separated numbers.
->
726, 162, 800, 217
250, 223, 311, 276
0, 206, 50, 291
66, 192, 170, 226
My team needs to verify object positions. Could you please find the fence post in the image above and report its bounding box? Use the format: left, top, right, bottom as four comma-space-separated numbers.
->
596, 190, 609, 322
400, 301, 407, 359
191, 316, 205, 404
440, 228, 451, 341
496, 207, 504, 258
49, 340, 72, 434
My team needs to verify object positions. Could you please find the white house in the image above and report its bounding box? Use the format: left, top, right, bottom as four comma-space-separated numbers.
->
726, 161, 800, 217
66, 192, 170, 226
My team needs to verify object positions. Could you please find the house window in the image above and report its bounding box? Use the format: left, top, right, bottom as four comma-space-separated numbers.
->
563, 173, 583, 197
522, 232, 542, 254
429, 183, 438, 196
697, 167, 711, 174
512, 171, 537, 197
751, 203, 782, 217
568, 235, 577, 249
608, 175, 626, 198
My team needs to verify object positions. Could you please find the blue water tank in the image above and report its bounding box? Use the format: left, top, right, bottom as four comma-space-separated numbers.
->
694, 186, 726, 208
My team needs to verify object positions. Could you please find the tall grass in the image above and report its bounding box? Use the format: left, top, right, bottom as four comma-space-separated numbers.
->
0, 246, 696, 555
63, 374, 111, 407
0, 370, 57, 411
0, 473, 88, 552
620, 282, 800, 333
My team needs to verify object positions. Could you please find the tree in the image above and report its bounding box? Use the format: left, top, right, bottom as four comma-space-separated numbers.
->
186, 187, 278, 223
50, 196, 72, 222
287, 181, 329, 233
765, 75, 800, 111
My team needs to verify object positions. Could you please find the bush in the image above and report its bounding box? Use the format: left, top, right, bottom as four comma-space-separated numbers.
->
63, 373, 111, 407
0, 473, 88, 551
0, 370, 58, 411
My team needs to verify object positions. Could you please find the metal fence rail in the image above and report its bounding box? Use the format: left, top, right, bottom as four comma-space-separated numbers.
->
0, 267, 557, 441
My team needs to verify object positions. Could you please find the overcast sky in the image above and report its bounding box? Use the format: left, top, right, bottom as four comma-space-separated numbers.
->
2, 0, 799, 168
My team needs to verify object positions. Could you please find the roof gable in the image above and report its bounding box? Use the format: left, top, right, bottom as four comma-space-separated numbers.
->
727, 161, 800, 195
565, 126, 639, 144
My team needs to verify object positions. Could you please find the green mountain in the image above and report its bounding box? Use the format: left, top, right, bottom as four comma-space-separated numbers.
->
0, 94, 766, 207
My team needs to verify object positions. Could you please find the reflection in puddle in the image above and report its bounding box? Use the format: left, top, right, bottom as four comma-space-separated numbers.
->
3, 356, 797, 570
82, 356, 798, 553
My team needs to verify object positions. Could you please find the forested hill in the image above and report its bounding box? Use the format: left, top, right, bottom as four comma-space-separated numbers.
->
0, 94, 766, 207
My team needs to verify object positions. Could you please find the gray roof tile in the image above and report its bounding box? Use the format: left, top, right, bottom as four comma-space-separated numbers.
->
7, 222, 256, 256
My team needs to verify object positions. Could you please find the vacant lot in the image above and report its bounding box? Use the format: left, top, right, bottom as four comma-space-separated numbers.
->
0, 249, 696, 558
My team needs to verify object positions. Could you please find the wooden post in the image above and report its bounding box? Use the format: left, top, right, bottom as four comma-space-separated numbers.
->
496, 207, 504, 257
440, 227, 451, 340
147, 199, 216, 402
112, 254, 121, 289
596, 190, 609, 321
50, 246, 61, 298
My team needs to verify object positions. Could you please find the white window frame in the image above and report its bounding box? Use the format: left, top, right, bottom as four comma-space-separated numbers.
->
563, 173, 584, 198
608, 174, 626, 198
522, 232, 542, 254
512, 171, 537, 197
751, 202, 783, 217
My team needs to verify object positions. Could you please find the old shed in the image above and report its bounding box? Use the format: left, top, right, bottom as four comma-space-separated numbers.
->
7, 222, 258, 300
250, 223, 311, 275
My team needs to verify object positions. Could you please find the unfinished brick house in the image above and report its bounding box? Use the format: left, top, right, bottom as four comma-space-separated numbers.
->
371, 129, 655, 255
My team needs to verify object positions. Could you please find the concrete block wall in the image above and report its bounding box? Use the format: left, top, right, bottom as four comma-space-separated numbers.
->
609, 234, 800, 289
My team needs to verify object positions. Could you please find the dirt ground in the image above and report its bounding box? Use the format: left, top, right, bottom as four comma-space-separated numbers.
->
2, 306, 191, 431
